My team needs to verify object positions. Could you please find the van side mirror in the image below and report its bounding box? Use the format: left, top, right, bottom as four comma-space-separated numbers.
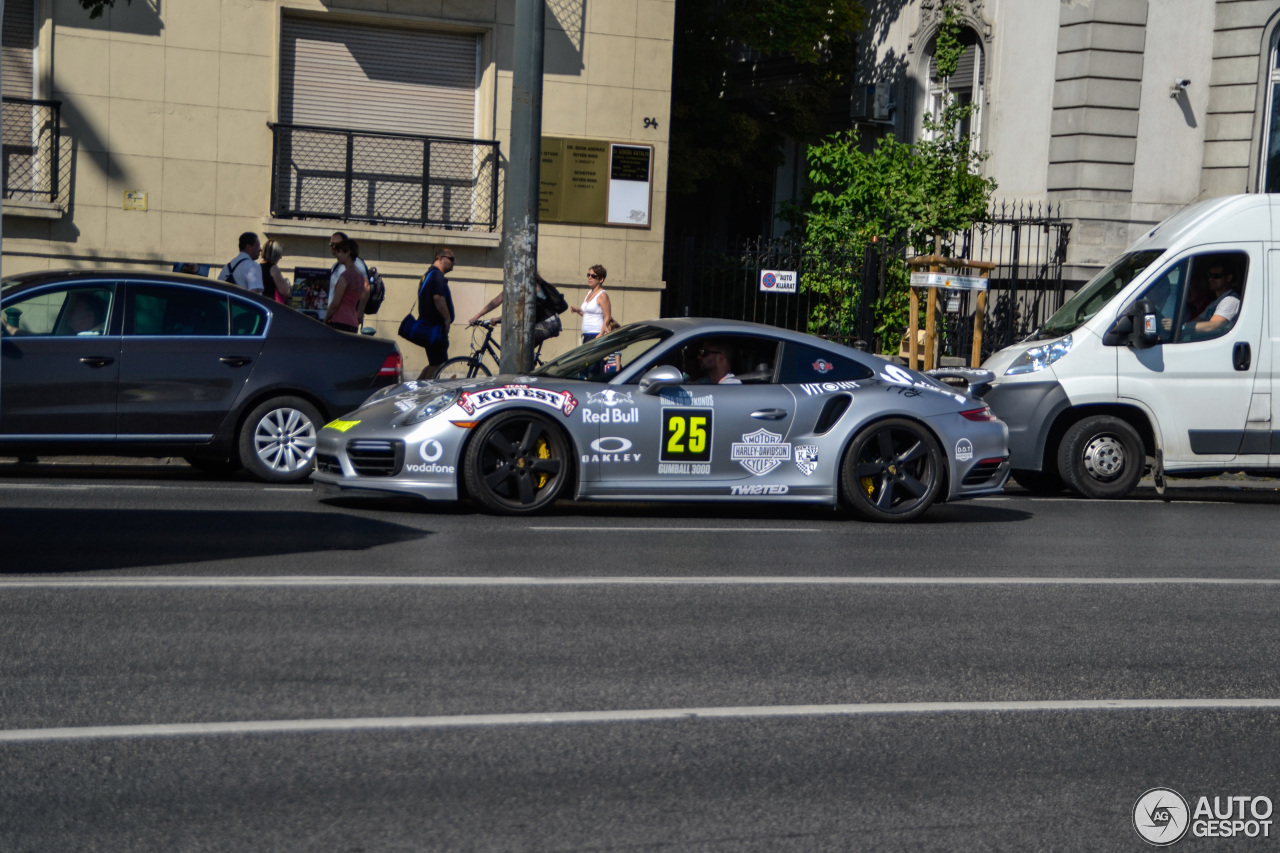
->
1103, 314, 1133, 346
1131, 298, 1160, 348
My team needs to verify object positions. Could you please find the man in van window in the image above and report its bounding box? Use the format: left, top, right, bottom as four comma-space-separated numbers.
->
1183, 262, 1240, 339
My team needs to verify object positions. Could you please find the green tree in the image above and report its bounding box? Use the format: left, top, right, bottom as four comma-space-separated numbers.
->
793, 2, 995, 351
668, 0, 868, 197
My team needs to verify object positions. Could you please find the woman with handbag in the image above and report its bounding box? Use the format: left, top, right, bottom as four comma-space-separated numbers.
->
324, 239, 369, 333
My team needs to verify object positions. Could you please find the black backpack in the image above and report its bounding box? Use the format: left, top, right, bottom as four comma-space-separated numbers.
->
364, 267, 386, 314
540, 279, 569, 315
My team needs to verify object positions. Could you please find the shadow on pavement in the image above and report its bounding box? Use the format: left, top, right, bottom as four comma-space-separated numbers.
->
0, 509, 429, 574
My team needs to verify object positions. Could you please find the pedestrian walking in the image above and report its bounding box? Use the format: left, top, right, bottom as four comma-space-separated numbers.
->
570, 264, 612, 343
217, 232, 264, 293
324, 239, 369, 333
414, 248, 456, 379
260, 239, 291, 305
328, 231, 369, 310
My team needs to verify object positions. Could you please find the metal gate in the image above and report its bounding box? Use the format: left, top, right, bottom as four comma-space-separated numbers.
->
662, 200, 1071, 360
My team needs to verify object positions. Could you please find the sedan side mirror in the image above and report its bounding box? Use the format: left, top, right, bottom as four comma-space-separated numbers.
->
639, 364, 685, 395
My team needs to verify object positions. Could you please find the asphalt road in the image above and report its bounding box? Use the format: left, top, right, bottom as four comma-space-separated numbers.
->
2, 461, 1280, 850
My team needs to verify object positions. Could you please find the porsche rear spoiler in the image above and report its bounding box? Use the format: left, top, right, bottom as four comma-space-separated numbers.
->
925, 367, 995, 399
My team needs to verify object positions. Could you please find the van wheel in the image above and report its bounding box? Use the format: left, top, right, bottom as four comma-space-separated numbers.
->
1057, 415, 1144, 499
464, 411, 570, 514
237, 396, 321, 484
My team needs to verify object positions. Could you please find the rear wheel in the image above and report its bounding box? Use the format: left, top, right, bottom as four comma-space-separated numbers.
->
436, 357, 490, 381
1057, 415, 1145, 499
840, 418, 943, 522
464, 411, 570, 514
1009, 467, 1064, 495
237, 396, 321, 484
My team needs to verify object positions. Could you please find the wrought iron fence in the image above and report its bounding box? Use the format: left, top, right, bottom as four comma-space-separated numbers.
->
270, 123, 500, 231
662, 200, 1071, 361
2, 98, 66, 206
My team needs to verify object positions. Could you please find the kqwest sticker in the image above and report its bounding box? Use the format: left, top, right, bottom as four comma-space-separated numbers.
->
731, 428, 792, 476
457, 385, 578, 417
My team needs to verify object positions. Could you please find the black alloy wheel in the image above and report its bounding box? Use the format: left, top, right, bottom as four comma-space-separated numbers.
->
436, 357, 491, 381
841, 418, 944, 522
464, 410, 570, 514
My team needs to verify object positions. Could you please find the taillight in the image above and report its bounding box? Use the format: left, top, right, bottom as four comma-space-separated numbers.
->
379, 353, 402, 381
960, 406, 997, 422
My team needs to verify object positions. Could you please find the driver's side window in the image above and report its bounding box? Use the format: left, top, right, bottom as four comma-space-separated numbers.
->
1134, 251, 1248, 344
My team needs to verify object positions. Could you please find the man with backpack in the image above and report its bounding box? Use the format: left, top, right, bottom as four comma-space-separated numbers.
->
467, 274, 568, 343
217, 232, 264, 292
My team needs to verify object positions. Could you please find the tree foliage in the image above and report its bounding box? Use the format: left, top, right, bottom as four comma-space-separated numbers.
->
79, 0, 130, 19
668, 0, 868, 196
792, 2, 996, 350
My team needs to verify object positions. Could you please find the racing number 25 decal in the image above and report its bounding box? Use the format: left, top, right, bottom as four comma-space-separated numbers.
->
661, 408, 713, 462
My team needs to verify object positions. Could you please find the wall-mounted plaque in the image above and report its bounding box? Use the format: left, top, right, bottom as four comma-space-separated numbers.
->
540, 137, 653, 229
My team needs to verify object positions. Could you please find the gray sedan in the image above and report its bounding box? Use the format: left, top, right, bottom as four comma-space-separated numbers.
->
312, 319, 1009, 521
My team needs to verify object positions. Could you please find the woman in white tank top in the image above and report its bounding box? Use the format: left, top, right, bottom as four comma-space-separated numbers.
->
570, 264, 613, 342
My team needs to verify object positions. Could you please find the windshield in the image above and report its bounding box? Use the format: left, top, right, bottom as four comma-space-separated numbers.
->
1035, 250, 1163, 339
534, 324, 671, 382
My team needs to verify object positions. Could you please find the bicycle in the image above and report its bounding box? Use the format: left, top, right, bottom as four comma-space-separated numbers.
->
436, 320, 544, 379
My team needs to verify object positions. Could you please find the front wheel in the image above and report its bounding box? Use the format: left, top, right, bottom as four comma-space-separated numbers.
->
840, 418, 944, 522
436, 357, 490, 381
464, 411, 570, 514
237, 396, 322, 484
1057, 415, 1145, 499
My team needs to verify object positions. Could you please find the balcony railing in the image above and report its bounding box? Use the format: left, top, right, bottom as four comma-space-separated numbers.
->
2, 98, 66, 206
270, 123, 500, 232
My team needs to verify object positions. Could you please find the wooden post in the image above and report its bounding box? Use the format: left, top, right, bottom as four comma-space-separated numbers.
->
970, 269, 990, 368
908, 287, 920, 370
924, 262, 940, 370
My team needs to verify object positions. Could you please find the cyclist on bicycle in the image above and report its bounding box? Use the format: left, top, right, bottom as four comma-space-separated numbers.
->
468, 274, 566, 343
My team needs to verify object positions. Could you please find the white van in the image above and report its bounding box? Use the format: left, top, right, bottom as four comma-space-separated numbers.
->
982, 193, 1277, 498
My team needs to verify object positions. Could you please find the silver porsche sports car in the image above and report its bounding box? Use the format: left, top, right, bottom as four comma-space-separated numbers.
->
312, 319, 1010, 521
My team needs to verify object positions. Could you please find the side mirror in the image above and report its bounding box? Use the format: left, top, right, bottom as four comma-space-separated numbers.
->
1103, 314, 1134, 346
1131, 298, 1160, 348
639, 364, 685, 395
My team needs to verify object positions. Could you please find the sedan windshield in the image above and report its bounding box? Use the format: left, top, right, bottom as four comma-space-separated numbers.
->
534, 324, 670, 382
1035, 250, 1163, 339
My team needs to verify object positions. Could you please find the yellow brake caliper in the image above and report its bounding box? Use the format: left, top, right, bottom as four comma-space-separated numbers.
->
535, 438, 551, 488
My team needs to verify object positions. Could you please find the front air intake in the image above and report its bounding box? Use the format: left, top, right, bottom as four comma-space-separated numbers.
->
346, 439, 404, 477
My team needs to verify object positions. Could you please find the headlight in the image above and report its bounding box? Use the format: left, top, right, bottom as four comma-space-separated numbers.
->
1004, 334, 1073, 376
402, 389, 461, 425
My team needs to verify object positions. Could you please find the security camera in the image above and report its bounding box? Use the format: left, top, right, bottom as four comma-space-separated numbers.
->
1171, 78, 1191, 97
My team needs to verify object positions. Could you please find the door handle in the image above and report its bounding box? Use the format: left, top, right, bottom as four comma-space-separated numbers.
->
750, 408, 788, 420
79, 356, 114, 368
1233, 342, 1251, 371
219, 356, 253, 367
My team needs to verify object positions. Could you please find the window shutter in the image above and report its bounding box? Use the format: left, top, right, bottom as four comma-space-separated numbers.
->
279, 17, 478, 139
2, 0, 34, 98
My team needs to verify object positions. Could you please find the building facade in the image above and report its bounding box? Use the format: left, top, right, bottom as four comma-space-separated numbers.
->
845, 0, 1280, 283
1, 0, 674, 372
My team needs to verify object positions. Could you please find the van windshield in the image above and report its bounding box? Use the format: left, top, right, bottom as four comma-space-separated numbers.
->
1034, 250, 1164, 340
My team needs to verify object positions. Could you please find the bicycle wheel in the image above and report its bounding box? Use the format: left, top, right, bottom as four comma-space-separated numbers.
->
436, 356, 491, 381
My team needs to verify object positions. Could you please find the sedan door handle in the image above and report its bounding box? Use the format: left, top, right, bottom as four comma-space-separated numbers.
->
750, 408, 789, 420
79, 356, 115, 368
219, 356, 253, 367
